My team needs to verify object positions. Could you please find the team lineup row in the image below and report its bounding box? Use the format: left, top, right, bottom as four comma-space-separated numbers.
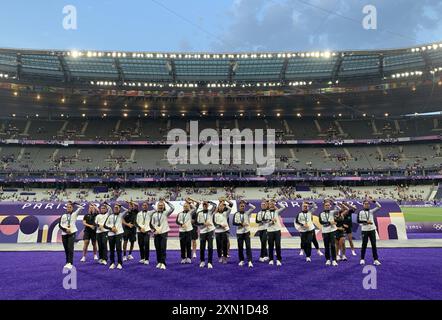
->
59, 198, 382, 270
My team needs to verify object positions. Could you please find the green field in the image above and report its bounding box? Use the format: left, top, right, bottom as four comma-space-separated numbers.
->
402, 207, 442, 222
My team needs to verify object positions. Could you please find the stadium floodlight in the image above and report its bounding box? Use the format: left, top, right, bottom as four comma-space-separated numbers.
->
13, 92, 18, 96
71, 50, 80, 58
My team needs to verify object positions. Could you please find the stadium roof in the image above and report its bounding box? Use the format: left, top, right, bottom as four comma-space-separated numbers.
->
1, 42, 442, 88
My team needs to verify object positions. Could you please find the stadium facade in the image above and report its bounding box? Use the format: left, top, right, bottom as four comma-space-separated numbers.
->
0, 43, 441, 188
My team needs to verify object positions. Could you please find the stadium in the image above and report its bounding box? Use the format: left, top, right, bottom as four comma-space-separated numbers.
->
1, 12, 442, 301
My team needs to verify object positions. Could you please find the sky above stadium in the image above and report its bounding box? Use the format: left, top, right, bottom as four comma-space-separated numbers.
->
0, 0, 441, 52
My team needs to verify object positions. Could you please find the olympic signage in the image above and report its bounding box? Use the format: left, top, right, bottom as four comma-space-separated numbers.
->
0, 200, 408, 244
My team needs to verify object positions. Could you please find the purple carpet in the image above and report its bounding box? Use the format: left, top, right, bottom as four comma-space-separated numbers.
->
0, 249, 441, 300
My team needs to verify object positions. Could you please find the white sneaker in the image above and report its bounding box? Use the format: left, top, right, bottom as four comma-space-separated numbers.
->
192, 252, 197, 259
276, 260, 282, 266
238, 261, 244, 267
109, 264, 115, 270
299, 250, 304, 256
123, 256, 127, 262
325, 260, 331, 266
248, 262, 254, 268
263, 257, 269, 261
181, 259, 186, 264
336, 255, 341, 261
144, 260, 150, 265
342, 255, 347, 261
338, 250, 341, 256
207, 263, 213, 269
160, 263, 166, 270
94, 255, 99, 261
128, 255, 134, 260
117, 264, 123, 270
332, 261, 338, 267
306, 257, 311, 262
259, 257, 265, 262
139, 259, 145, 264
63, 263, 73, 270
317, 250, 323, 256
156, 263, 161, 269
101, 260, 107, 265
351, 250, 357, 256
199, 262, 205, 268
218, 258, 223, 263
360, 259, 365, 265
269, 260, 274, 265
185, 258, 192, 264
80, 257, 86, 262
373, 260, 381, 266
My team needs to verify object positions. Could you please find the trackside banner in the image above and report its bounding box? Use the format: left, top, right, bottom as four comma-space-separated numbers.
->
0, 200, 407, 243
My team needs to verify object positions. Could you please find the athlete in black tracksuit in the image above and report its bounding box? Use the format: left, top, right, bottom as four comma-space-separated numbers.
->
255, 200, 269, 262
81, 204, 98, 262
213, 199, 233, 264
122, 201, 138, 261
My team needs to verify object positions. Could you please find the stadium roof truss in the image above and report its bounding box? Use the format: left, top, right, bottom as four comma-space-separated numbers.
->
0, 42, 442, 88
